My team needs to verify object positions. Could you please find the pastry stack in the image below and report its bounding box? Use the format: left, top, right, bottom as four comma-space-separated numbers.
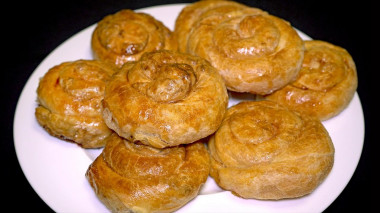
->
35, 0, 358, 212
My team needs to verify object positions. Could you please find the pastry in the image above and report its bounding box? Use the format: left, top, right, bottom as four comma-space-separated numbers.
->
265, 40, 358, 120
86, 133, 210, 213
102, 50, 228, 148
208, 100, 334, 200
174, 0, 304, 95
35, 60, 117, 148
91, 9, 177, 68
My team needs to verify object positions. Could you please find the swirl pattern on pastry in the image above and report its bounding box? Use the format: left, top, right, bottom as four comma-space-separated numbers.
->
174, 0, 263, 53
208, 101, 334, 199
102, 50, 228, 148
265, 40, 358, 120
92, 9, 177, 68
174, 0, 304, 95
86, 133, 210, 213
35, 60, 117, 148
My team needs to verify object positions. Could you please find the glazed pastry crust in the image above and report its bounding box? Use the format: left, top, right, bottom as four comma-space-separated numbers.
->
208, 101, 334, 200
265, 40, 358, 120
35, 60, 117, 148
174, 0, 304, 95
86, 133, 210, 213
102, 50, 228, 148
92, 9, 177, 68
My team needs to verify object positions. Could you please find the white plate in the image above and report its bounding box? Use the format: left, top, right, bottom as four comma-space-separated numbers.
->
14, 4, 365, 213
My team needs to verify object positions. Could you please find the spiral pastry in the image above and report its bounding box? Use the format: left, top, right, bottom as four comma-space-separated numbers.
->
92, 9, 177, 68
265, 40, 358, 120
86, 133, 210, 213
174, 0, 304, 95
208, 101, 334, 200
35, 60, 117, 148
102, 50, 228, 148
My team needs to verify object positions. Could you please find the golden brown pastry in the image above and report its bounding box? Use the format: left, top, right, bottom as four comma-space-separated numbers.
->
174, 0, 263, 53
35, 60, 117, 148
265, 40, 358, 120
92, 9, 177, 68
208, 100, 334, 200
174, 0, 304, 95
86, 133, 210, 213
102, 50, 228, 148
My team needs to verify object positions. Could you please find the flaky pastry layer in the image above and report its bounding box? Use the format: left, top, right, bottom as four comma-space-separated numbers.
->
102, 50, 228, 148
35, 60, 117, 148
174, 0, 304, 95
208, 101, 334, 200
265, 40, 358, 120
86, 133, 210, 213
92, 9, 177, 68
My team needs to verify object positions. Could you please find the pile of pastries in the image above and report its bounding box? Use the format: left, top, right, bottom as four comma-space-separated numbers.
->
35, 0, 357, 212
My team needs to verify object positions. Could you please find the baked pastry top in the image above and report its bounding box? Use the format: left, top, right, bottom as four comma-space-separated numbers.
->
102, 50, 228, 148
265, 40, 358, 120
174, 0, 304, 95
86, 133, 210, 213
92, 9, 177, 68
174, 0, 263, 53
208, 100, 334, 200
35, 60, 117, 148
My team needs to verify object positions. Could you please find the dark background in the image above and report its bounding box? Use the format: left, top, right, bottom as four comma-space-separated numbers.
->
2, 0, 373, 212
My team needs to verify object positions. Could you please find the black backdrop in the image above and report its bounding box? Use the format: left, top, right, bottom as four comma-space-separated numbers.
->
2, 0, 373, 212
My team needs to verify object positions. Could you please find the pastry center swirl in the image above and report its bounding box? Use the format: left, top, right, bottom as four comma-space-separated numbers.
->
98, 21, 149, 55
223, 105, 303, 166
214, 15, 280, 58
292, 47, 346, 91
59, 62, 108, 100
230, 113, 276, 145
128, 62, 197, 103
